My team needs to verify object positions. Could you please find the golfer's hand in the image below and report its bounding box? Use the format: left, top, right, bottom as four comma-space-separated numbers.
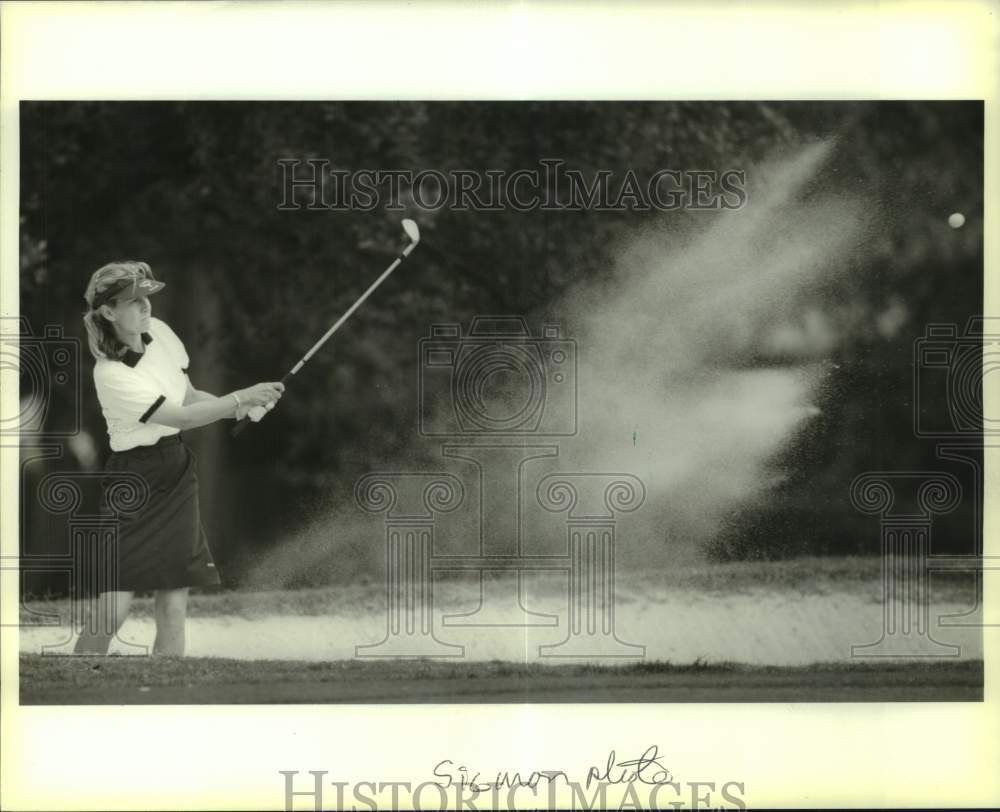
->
245, 403, 275, 423
238, 382, 284, 408
235, 403, 273, 422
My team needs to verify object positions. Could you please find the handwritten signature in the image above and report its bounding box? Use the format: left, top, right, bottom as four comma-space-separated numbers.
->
433, 745, 674, 793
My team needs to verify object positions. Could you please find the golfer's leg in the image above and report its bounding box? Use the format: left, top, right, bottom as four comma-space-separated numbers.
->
73, 591, 134, 655
153, 588, 189, 656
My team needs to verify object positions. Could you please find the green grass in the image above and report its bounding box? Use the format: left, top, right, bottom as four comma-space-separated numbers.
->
19, 654, 984, 704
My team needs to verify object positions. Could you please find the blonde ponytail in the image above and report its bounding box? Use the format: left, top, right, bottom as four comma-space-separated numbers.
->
81, 309, 122, 361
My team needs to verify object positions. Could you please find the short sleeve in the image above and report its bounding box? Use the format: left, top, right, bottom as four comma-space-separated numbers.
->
150, 317, 190, 372
94, 364, 166, 424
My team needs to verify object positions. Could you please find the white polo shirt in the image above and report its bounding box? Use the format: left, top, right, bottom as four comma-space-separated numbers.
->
93, 317, 189, 451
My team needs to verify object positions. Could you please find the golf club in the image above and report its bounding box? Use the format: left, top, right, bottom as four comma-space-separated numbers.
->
232, 218, 421, 436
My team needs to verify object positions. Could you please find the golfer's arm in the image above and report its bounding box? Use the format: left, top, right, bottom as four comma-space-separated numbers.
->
183, 379, 218, 405
146, 394, 240, 431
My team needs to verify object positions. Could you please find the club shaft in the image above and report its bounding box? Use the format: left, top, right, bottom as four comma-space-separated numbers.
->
232, 231, 418, 438
286, 253, 404, 378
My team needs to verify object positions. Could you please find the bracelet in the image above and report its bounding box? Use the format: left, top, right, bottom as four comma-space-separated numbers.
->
232, 392, 241, 409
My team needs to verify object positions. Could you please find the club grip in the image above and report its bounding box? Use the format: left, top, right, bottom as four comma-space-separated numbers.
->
231, 417, 252, 437
231, 359, 293, 439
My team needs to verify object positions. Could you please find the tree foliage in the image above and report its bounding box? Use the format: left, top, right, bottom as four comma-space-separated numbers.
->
19, 101, 983, 576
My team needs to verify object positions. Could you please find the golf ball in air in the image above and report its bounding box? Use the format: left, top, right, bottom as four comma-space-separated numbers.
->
948, 212, 965, 228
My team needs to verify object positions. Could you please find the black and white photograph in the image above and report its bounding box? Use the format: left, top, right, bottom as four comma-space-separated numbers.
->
14, 97, 988, 703
2, 2, 998, 811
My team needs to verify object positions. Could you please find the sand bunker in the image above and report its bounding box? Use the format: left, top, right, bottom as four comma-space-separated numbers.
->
20, 586, 982, 665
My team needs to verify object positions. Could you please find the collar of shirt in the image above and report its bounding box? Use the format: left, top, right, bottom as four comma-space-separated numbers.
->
121, 332, 154, 367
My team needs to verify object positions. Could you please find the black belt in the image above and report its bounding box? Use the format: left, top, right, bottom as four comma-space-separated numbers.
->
116, 433, 183, 453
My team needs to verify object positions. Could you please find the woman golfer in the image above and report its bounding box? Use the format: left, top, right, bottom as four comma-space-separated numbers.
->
74, 260, 283, 656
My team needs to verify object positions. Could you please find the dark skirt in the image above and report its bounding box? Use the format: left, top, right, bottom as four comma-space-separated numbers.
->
100, 434, 221, 592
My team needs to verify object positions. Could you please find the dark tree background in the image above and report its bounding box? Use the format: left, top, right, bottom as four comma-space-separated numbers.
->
18, 101, 983, 589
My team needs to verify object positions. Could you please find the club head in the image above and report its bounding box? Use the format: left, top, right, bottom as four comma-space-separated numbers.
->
402, 218, 420, 246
